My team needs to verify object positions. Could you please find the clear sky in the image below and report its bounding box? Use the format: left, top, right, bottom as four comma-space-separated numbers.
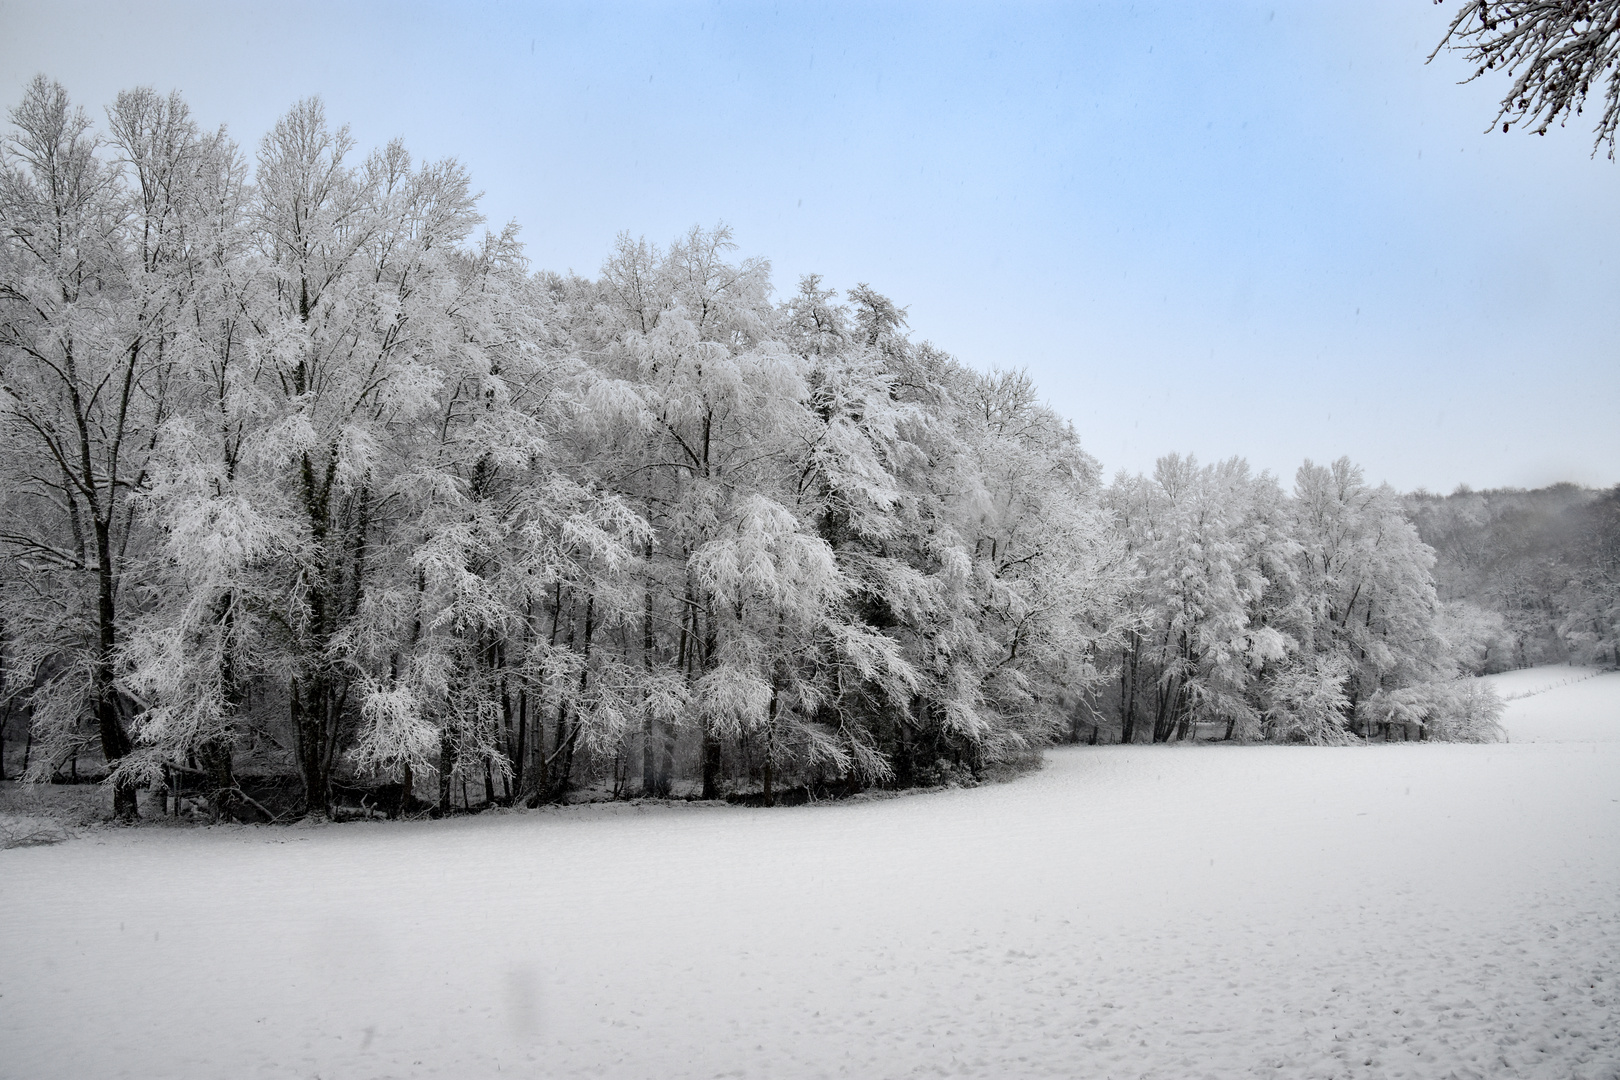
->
3, 1, 1616, 493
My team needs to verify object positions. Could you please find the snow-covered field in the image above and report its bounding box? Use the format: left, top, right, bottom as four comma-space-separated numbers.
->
1483, 665, 1620, 744
1481, 663, 1606, 703
2, 670, 1617, 1080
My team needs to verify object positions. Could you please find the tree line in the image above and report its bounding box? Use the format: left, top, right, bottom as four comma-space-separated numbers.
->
0, 80, 1514, 821
1406, 483, 1620, 672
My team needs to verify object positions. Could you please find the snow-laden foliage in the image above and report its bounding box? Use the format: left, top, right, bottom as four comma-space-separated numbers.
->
0, 84, 1515, 819
1432, 0, 1620, 158
1096, 456, 1506, 745
1363, 679, 1506, 744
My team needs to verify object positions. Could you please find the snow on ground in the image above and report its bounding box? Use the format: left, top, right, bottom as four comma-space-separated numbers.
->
1482, 664, 1608, 703
3, 675, 1618, 1079
1488, 666, 1620, 744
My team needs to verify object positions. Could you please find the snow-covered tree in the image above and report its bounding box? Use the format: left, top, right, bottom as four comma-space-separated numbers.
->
1432, 0, 1620, 157
0, 79, 221, 815
1, 79, 1525, 825
1104, 456, 1295, 743
1290, 458, 1452, 739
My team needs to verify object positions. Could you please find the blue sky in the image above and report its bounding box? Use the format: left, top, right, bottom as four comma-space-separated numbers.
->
3, 1, 1616, 491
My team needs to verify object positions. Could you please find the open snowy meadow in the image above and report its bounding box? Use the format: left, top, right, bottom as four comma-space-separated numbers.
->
3, 668, 1617, 1080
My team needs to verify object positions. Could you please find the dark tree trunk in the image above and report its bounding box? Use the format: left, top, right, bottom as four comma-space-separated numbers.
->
695, 408, 720, 800
552, 594, 595, 801
197, 738, 236, 821
292, 675, 335, 819
293, 447, 339, 819
700, 600, 722, 800
438, 725, 454, 815
1120, 633, 1140, 745
763, 686, 778, 807
700, 731, 723, 799
21, 708, 33, 777
1151, 679, 1167, 743
671, 579, 695, 799
513, 685, 528, 798
1152, 674, 1182, 744
94, 519, 137, 819
641, 549, 659, 797
896, 705, 916, 786
523, 588, 564, 808
653, 583, 691, 798
499, 640, 517, 798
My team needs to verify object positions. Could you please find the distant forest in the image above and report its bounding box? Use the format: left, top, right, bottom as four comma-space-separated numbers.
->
1, 80, 1615, 821
1407, 484, 1620, 673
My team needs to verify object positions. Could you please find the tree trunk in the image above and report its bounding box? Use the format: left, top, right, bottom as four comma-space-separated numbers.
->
1120, 634, 1140, 745
523, 589, 564, 808
288, 446, 363, 820
513, 685, 528, 798
641, 550, 658, 797
672, 579, 695, 799
437, 725, 454, 816
21, 709, 33, 777
197, 738, 236, 821
292, 675, 333, 819
552, 594, 595, 801
1151, 675, 1173, 743
1175, 690, 1193, 741
700, 600, 722, 800
93, 519, 138, 819
499, 644, 517, 798
763, 686, 778, 807
700, 729, 723, 799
